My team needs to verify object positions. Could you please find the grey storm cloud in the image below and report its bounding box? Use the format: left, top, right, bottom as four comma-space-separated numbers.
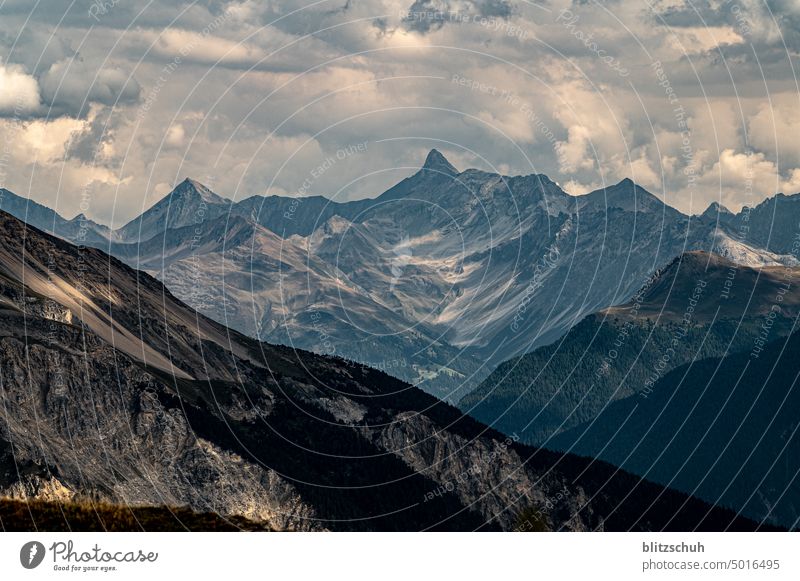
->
765, 0, 800, 49
0, 26, 75, 74
0, 59, 141, 120
38, 60, 141, 118
402, 0, 514, 33
644, 0, 800, 86
653, 0, 800, 49
66, 106, 118, 164
0, 7, 141, 119
0, 0, 217, 31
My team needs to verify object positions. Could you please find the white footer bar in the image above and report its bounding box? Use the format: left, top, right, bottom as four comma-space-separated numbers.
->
0, 532, 795, 580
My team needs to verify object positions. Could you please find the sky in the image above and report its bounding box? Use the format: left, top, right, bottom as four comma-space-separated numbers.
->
0, 0, 799, 226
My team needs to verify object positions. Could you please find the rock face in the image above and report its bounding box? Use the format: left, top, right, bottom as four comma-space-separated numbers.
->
0, 210, 768, 531
0, 274, 72, 324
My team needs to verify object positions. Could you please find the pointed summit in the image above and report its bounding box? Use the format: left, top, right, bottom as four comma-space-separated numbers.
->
700, 201, 734, 219
172, 178, 228, 205
579, 178, 672, 214
421, 149, 458, 176
373, 148, 459, 202
118, 178, 231, 241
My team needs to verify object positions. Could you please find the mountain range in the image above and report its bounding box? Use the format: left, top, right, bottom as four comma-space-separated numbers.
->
462, 252, 800, 444
0, 209, 768, 531
3, 150, 797, 404
3, 149, 800, 530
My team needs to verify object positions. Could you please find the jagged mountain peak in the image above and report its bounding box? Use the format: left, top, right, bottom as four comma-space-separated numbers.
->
68, 213, 106, 226
701, 201, 735, 218
371, 149, 460, 203
609, 177, 652, 196
66, 213, 111, 234
142, 178, 230, 217
118, 179, 231, 241
421, 148, 459, 176
579, 178, 670, 213
170, 178, 228, 205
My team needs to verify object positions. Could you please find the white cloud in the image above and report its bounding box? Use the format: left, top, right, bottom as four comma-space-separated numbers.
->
663, 26, 745, 56
165, 124, 185, 147
0, 64, 41, 115
691, 148, 800, 211
557, 125, 595, 173
748, 96, 800, 168
626, 151, 662, 190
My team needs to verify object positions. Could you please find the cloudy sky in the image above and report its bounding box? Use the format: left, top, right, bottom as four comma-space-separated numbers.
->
0, 0, 798, 226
